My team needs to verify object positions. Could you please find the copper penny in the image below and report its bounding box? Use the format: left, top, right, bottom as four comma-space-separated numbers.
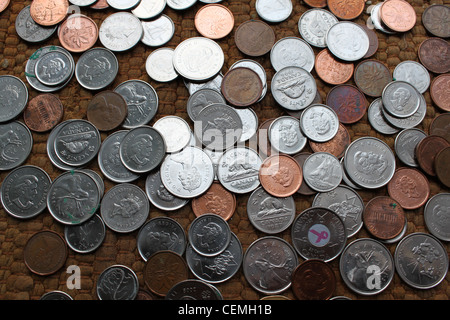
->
30, 0, 69, 26
327, 0, 365, 20
354, 59, 392, 97
234, 20, 276, 57
418, 38, 450, 74
257, 118, 276, 158
195, 4, 234, 39
143, 251, 189, 297
430, 73, 450, 111
304, 0, 327, 8
415, 135, 450, 176
259, 154, 303, 197
380, 0, 417, 32
23, 230, 68, 276
435, 146, 450, 188
315, 49, 354, 85
23, 93, 64, 132
58, 14, 99, 53
191, 181, 236, 221
90, 0, 109, 10
363, 196, 406, 240
221, 67, 263, 107
422, 4, 450, 38
429, 113, 450, 143
0, 0, 9, 13
325, 84, 369, 124
309, 123, 351, 159
86, 91, 128, 131
360, 24, 379, 58
292, 259, 336, 300
387, 167, 430, 210
292, 152, 316, 196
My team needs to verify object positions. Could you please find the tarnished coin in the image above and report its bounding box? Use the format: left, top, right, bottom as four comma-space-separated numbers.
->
97, 265, 139, 300
34, 50, 73, 87
145, 169, 189, 211
270, 37, 315, 73
435, 147, 450, 187
327, 0, 365, 20
141, 14, 175, 47
326, 22, 369, 61
367, 98, 400, 135
394, 128, 427, 167
309, 123, 351, 159
326, 84, 368, 124
234, 20, 276, 57
167, 0, 196, 10
430, 73, 450, 112
186, 88, 226, 122
23, 93, 64, 132
145, 48, 178, 83
291, 207, 347, 262
30, 0, 68, 26
221, 67, 263, 107
422, 4, 450, 38
243, 236, 298, 295
354, 59, 392, 97
58, 14, 98, 53
165, 279, 222, 300
247, 186, 296, 234
380, 0, 416, 32
15, 5, 58, 43
268, 116, 307, 155
153, 116, 191, 153
299, 104, 340, 142
360, 24, 379, 58
191, 181, 236, 220
0, 75, 28, 123
418, 38, 450, 74
230, 59, 267, 102
87, 91, 128, 131
424, 193, 450, 242
394, 232, 448, 289
314, 49, 354, 85
64, 214, 106, 254
132, 0, 166, 19
0, 121, 33, 171
106, 0, 141, 10
303, 152, 342, 192
339, 238, 394, 295
292, 259, 336, 300
23, 230, 68, 276
382, 81, 421, 118
387, 167, 430, 210
195, 4, 234, 39
1, 165, 52, 219
298, 8, 339, 48
393, 60, 431, 94
381, 93, 427, 129
99, 12, 143, 52
430, 113, 450, 143
255, 0, 293, 23
415, 135, 450, 176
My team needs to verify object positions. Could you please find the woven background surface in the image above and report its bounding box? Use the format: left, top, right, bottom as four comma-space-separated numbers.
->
0, 0, 448, 300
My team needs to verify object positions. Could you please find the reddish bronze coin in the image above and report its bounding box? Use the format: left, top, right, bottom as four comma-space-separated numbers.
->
195, 4, 234, 39
259, 154, 303, 197
234, 20, 276, 57
422, 4, 450, 38
354, 59, 392, 97
315, 49, 354, 85
363, 196, 406, 240
415, 135, 450, 176
292, 259, 336, 300
0, 0, 9, 13
418, 38, 450, 74
86, 91, 128, 131
327, 0, 365, 20
380, 0, 417, 32
387, 167, 430, 210
90, 0, 109, 9
360, 24, 379, 58
429, 113, 450, 143
309, 123, 351, 159
58, 14, 99, 53
23, 230, 68, 276
221, 67, 263, 107
23, 93, 64, 132
257, 118, 277, 158
326, 84, 369, 124
430, 73, 450, 112
292, 152, 316, 195
30, 0, 69, 26
435, 146, 450, 188
304, 0, 327, 8
191, 181, 236, 221
143, 251, 189, 297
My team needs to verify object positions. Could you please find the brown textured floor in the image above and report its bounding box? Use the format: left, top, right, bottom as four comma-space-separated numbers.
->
0, 0, 448, 300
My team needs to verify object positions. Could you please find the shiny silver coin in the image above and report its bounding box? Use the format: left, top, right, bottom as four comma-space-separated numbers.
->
255, 0, 293, 23
0, 121, 33, 171
393, 60, 431, 94
132, 0, 166, 19
15, 5, 58, 43
367, 98, 399, 135
298, 8, 338, 48
188, 214, 231, 257
270, 37, 315, 73
141, 14, 175, 47
382, 81, 421, 118
64, 214, 106, 254
247, 186, 296, 234
153, 116, 191, 153
299, 104, 340, 142
47, 120, 77, 171
303, 152, 342, 192
339, 238, 394, 295
145, 47, 178, 82
145, 169, 189, 211
167, 0, 196, 10
106, 0, 140, 10
424, 193, 450, 242
165, 279, 222, 300
326, 22, 370, 61
34, 50, 74, 87
268, 116, 307, 155
97, 265, 139, 300
233, 107, 258, 143
99, 12, 143, 52
381, 92, 427, 129
186, 88, 226, 122
0, 75, 28, 123
394, 128, 427, 167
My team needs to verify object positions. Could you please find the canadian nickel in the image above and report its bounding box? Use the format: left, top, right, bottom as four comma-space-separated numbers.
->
64, 214, 106, 254
0, 75, 29, 123
298, 8, 339, 48
145, 47, 178, 82
100, 183, 150, 233
382, 93, 427, 129
393, 61, 431, 94
424, 193, 450, 242
188, 214, 231, 257
173, 37, 224, 81
145, 169, 189, 211
119, 125, 166, 174
99, 12, 143, 52
160, 146, 214, 199
270, 37, 315, 73
216, 147, 262, 194
141, 14, 175, 47
247, 186, 296, 234
303, 152, 342, 192
255, 0, 293, 23
166, 0, 196, 10
186, 88, 226, 122
326, 22, 370, 61
233, 107, 258, 143
47, 120, 77, 171
106, 0, 140, 10
97, 265, 139, 300
153, 116, 191, 153
394, 128, 427, 167
367, 98, 399, 135
15, 5, 58, 43
1, 165, 52, 219
381, 81, 421, 118
0, 121, 33, 171
268, 116, 307, 155
299, 104, 340, 142
132, 0, 166, 19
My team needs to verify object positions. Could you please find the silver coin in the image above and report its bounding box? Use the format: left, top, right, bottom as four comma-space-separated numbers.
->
243, 236, 298, 295
79, 169, 104, 199
114, 79, 159, 129
291, 207, 347, 262
393, 60, 431, 94
187, 88, 226, 122
153, 116, 191, 153
69, 0, 97, 5
255, 0, 293, 23
367, 98, 399, 135
298, 8, 339, 48
75, 47, 119, 91
185, 73, 223, 95
47, 170, 101, 225
233, 107, 258, 143
132, 0, 166, 19
53, 119, 101, 167
394, 128, 427, 167
64, 214, 106, 254
0, 75, 28, 123
167, 0, 197, 10
424, 193, 450, 242
268, 116, 307, 155
271, 66, 317, 111
145, 47, 178, 82
394, 232, 449, 289
15, 5, 58, 43
247, 186, 296, 234
202, 148, 223, 180
106, 0, 141, 10
34, 50, 73, 87
339, 238, 395, 295
119, 125, 166, 174
100, 183, 149, 233
381, 92, 427, 129
145, 169, 189, 211
141, 14, 175, 47
137, 216, 186, 261
186, 232, 242, 284
382, 81, 421, 118
270, 37, 315, 73
369, 3, 396, 34
165, 279, 222, 300
1, 165, 52, 219
40, 291, 73, 300
160, 146, 214, 198
0, 121, 33, 171
312, 185, 364, 238
188, 213, 231, 257
340, 157, 362, 190
216, 147, 262, 194
343, 137, 396, 189
173, 37, 224, 81
96, 265, 139, 300
99, 12, 143, 52
300, 104, 339, 142
303, 152, 342, 192
47, 120, 77, 171
229, 59, 267, 102
326, 22, 370, 61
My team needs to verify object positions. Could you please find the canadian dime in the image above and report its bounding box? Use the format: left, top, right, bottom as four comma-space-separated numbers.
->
141, 14, 175, 47
326, 22, 370, 61
394, 128, 427, 167
298, 8, 338, 48
393, 61, 431, 94
303, 152, 342, 192
145, 47, 178, 82
299, 104, 339, 142
132, 0, 166, 19
153, 116, 191, 153
188, 214, 231, 257
424, 193, 450, 242
145, 169, 189, 211
255, 0, 293, 23
382, 81, 421, 118
99, 12, 143, 52
64, 214, 106, 254
97, 265, 139, 300
15, 5, 57, 43
270, 37, 315, 73
0, 75, 28, 123
0, 121, 33, 171
268, 116, 307, 155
